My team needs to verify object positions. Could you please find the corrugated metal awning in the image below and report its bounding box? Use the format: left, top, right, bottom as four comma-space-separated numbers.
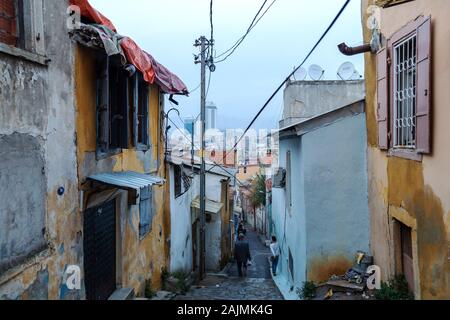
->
191, 196, 223, 214
87, 171, 165, 191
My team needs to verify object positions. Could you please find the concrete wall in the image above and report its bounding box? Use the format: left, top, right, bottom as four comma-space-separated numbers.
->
0, 0, 80, 299
302, 113, 370, 282
271, 136, 307, 293
362, 0, 450, 299
281, 80, 365, 128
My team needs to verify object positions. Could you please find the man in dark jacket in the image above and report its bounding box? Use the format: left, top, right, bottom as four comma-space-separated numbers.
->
234, 233, 251, 277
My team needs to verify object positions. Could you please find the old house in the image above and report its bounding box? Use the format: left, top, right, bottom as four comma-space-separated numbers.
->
271, 80, 369, 298
167, 155, 235, 274
0, 0, 187, 300
360, 0, 450, 299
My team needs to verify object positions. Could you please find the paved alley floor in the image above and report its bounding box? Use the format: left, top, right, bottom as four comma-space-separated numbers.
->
175, 226, 283, 300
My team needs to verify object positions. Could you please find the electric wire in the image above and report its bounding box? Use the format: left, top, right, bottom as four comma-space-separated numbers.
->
215, 0, 277, 63
207, 0, 352, 173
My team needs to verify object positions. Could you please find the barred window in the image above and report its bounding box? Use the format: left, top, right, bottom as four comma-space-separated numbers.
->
393, 35, 417, 148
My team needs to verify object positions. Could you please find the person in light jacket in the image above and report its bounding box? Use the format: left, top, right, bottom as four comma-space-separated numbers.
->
270, 236, 280, 276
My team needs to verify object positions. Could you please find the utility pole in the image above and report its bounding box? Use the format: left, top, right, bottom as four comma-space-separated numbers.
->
194, 35, 214, 280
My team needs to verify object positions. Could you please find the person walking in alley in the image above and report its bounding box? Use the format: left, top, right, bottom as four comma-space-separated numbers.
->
234, 233, 251, 277
270, 236, 280, 276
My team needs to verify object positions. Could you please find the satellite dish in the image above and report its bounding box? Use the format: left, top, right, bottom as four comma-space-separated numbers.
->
308, 64, 325, 81
292, 67, 307, 81
350, 70, 362, 80
337, 62, 356, 80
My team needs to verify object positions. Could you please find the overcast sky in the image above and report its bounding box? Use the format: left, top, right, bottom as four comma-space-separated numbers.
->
90, 0, 364, 130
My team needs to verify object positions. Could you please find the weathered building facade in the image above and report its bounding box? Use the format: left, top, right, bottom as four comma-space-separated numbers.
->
362, 0, 450, 299
167, 156, 234, 274
271, 80, 369, 298
0, 0, 187, 299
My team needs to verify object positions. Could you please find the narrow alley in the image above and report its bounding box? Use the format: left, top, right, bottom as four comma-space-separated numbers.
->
175, 226, 283, 300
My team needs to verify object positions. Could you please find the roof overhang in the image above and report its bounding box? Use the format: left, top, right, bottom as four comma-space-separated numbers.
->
191, 196, 223, 215
87, 171, 164, 191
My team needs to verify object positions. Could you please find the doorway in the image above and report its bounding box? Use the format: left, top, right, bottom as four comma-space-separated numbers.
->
400, 223, 414, 293
83, 199, 117, 300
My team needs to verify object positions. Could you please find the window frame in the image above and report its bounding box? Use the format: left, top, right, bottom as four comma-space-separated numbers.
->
285, 150, 292, 210
382, 16, 431, 161
0, 0, 47, 65
134, 72, 150, 151
174, 165, 183, 198
95, 53, 129, 160
139, 185, 154, 239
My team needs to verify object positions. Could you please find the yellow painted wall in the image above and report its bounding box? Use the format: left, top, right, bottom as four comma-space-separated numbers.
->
362, 0, 450, 299
75, 45, 168, 296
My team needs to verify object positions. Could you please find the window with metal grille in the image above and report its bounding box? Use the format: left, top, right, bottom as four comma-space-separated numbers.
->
393, 35, 417, 149
376, 16, 431, 157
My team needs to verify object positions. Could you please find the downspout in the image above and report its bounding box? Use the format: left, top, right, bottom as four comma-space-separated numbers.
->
338, 43, 372, 56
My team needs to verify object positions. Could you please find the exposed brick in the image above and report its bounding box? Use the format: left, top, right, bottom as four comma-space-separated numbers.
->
0, 0, 17, 46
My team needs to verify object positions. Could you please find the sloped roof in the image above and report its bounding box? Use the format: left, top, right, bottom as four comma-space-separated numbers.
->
70, 0, 188, 95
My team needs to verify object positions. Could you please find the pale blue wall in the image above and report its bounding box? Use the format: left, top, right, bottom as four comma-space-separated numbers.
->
271, 111, 369, 295
302, 113, 370, 275
272, 137, 307, 292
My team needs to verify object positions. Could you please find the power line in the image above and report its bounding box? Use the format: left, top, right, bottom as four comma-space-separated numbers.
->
215, 0, 269, 59
215, 0, 277, 63
207, 0, 352, 173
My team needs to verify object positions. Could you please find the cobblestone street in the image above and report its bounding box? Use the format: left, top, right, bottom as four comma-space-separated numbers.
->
175, 226, 283, 300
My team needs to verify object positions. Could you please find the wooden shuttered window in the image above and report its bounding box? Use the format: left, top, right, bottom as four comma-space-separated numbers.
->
139, 186, 153, 238
96, 54, 132, 158
376, 16, 432, 155
377, 47, 389, 150
415, 17, 431, 154
134, 72, 149, 150
96, 54, 110, 156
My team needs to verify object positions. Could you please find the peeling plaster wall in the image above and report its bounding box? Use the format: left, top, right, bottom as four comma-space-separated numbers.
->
362, 0, 450, 299
0, 0, 80, 300
75, 45, 168, 296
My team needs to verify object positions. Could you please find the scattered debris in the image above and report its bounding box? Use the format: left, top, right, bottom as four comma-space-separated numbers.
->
324, 288, 333, 300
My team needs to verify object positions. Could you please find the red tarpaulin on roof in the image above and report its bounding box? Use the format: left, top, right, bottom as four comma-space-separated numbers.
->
70, 0, 188, 95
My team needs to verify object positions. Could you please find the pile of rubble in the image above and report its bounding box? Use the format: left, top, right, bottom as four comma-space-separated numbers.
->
318, 251, 376, 300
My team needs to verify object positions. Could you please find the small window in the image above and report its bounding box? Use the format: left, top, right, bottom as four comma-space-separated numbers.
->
174, 165, 182, 198
139, 186, 153, 239
286, 150, 292, 208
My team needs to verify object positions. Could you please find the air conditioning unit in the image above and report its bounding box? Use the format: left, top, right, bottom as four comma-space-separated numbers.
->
272, 168, 286, 188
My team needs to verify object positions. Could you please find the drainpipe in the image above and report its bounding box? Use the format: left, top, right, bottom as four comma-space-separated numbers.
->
338, 42, 372, 56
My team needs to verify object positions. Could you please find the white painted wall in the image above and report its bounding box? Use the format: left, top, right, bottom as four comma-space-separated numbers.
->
169, 164, 227, 273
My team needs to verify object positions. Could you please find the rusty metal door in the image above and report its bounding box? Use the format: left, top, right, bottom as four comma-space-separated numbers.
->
400, 224, 414, 293
84, 199, 117, 300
